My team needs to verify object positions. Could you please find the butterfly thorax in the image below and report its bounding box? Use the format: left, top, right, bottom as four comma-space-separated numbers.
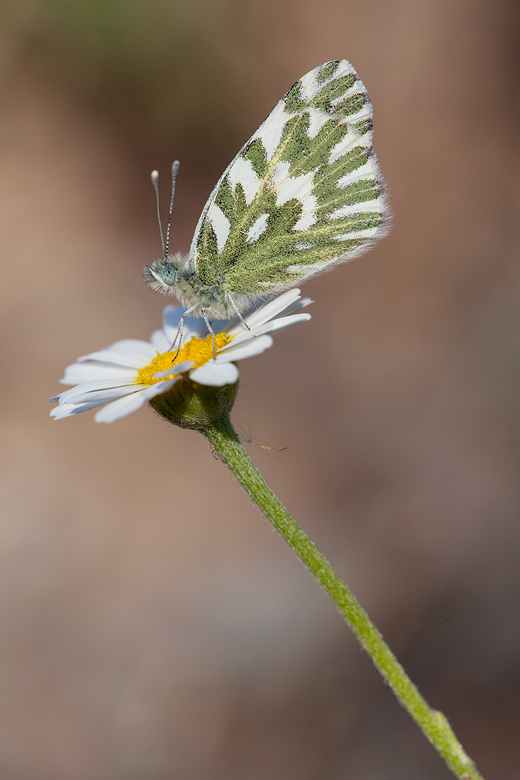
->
143, 253, 253, 318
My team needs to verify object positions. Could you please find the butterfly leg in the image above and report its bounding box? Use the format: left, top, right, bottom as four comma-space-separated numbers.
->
226, 291, 251, 331
201, 309, 216, 359
169, 305, 197, 362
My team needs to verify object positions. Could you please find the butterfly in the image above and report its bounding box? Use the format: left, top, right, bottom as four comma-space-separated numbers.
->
144, 59, 389, 334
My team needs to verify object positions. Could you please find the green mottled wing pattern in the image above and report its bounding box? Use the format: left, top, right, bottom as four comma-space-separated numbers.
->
188, 59, 389, 297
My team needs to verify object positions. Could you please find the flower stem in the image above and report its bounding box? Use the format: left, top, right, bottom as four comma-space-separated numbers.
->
201, 415, 485, 780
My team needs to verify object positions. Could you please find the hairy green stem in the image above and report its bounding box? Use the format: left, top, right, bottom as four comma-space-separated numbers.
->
201, 415, 484, 780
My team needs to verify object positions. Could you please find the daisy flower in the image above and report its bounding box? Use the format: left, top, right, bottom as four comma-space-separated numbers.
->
50, 289, 311, 424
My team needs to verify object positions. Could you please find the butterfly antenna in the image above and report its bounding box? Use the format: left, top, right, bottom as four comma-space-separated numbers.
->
165, 160, 180, 260
150, 170, 166, 259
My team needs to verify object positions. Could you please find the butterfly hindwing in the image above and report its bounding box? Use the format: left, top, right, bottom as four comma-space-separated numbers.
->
188, 59, 389, 299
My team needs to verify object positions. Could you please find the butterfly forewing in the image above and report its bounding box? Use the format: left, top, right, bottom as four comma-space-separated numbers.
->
188, 60, 389, 298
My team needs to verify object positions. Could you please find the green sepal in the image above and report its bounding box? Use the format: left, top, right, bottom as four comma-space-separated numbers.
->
149, 376, 239, 430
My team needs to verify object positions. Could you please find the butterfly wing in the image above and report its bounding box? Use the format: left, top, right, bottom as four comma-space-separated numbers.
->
188, 60, 389, 301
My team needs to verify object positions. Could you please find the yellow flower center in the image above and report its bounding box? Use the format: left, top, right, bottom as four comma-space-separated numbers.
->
137, 333, 230, 385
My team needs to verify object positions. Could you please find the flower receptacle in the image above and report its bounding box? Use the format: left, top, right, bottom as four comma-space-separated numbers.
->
149, 375, 239, 429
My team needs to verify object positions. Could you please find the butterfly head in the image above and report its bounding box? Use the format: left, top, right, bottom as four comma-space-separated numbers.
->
143, 254, 184, 295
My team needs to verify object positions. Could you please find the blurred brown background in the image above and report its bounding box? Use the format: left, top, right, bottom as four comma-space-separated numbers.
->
1, 1, 519, 778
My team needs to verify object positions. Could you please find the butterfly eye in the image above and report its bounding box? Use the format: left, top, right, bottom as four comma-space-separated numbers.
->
160, 264, 177, 286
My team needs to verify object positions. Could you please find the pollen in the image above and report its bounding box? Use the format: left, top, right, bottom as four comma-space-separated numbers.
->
136, 333, 230, 385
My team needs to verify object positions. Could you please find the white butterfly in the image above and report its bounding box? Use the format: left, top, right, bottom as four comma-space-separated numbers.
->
144, 59, 389, 331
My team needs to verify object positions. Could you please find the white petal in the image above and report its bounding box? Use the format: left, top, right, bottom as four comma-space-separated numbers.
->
273, 296, 313, 318
259, 312, 311, 333
51, 399, 110, 419
93, 391, 148, 423
59, 384, 140, 405
227, 289, 302, 337
184, 319, 207, 339
78, 339, 156, 367
153, 360, 194, 379
94, 380, 176, 423
142, 378, 179, 399
61, 363, 138, 384
224, 313, 310, 348
163, 306, 206, 343
108, 339, 157, 355
162, 305, 183, 331
189, 361, 239, 386
150, 329, 170, 351
216, 334, 273, 362
76, 349, 144, 369
56, 379, 138, 403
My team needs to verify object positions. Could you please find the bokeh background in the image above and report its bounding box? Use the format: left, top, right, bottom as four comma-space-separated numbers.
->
1, 1, 519, 778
